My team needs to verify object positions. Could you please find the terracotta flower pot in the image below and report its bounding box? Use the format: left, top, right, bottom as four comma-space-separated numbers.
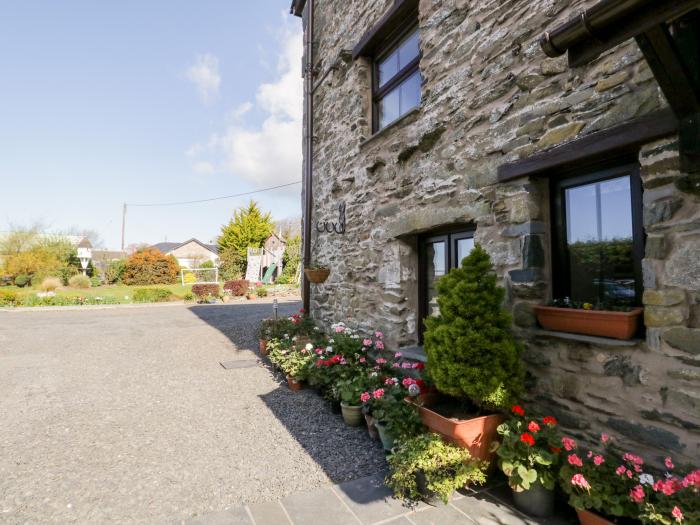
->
259, 339, 268, 356
533, 305, 643, 340
286, 375, 303, 392
340, 402, 364, 427
406, 395, 503, 461
575, 509, 616, 525
304, 268, 330, 284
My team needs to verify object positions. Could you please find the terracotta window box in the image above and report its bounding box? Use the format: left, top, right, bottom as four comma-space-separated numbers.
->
533, 305, 643, 340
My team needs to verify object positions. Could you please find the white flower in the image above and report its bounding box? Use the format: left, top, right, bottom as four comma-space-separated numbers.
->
408, 384, 421, 396
329, 338, 335, 343
313, 326, 320, 331
325, 346, 333, 353
639, 474, 654, 485
305, 343, 313, 351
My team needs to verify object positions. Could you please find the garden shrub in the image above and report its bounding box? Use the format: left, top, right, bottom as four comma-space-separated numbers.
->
423, 244, 524, 409
122, 248, 179, 285
255, 286, 268, 297
219, 247, 245, 281
132, 288, 173, 303
40, 277, 62, 292
192, 284, 220, 301
183, 272, 197, 284
68, 274, 91, 288
276, 235, 300, 284
104, 259, 126, 284
386, 433, 487, 504
0, 289, 20, 306
223, 279, 249, 296
14, 274, 30, 287
183, 291, 194, 302
200, 260, 215, 269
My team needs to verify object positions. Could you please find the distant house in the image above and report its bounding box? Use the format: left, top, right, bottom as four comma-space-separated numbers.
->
151, 239, 219, 269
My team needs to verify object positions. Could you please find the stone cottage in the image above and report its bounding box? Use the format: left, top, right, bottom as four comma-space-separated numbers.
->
290, 0, 700, 465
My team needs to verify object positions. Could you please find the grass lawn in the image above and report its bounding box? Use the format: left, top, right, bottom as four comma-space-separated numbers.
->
6, 283, 191, 300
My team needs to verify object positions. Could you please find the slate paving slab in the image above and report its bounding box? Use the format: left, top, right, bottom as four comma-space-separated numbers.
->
247, 501, 293, 525
333, 472, 412, 524
280, 485, 361, 525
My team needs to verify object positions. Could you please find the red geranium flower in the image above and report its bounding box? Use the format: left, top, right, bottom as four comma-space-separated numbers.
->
543, 416, 557, 426
511, 405, 525, 417
520, 433, 535, 446
415, 362, 425, 369
550, 447, 562, 454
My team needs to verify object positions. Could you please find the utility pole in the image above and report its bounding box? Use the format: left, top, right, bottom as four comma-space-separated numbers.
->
121, 203, 127, 253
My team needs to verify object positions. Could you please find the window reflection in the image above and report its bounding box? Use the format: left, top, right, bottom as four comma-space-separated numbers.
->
426, 241, 445, 317
564, 175, 635, 306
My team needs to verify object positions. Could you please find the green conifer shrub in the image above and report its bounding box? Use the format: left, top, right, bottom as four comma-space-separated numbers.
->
423, 244, 524, 410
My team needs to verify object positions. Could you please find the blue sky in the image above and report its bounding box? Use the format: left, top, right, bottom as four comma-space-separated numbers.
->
0, 1, 302, 249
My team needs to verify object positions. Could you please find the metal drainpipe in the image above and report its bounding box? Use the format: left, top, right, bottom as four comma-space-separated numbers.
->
302, 0, 314, 313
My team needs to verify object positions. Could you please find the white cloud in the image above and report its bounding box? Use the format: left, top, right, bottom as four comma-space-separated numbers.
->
186, 54, 221, 105
187, 27, 303, 186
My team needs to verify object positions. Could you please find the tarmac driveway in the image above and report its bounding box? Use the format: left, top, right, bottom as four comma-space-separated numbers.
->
0, 300, 384, 524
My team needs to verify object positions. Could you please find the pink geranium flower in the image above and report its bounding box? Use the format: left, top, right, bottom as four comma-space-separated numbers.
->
375, 331, 383, 339
363, 339, 372, 346
672, 506, 683, 522
376, 358, 387, 364
601, 433, 610, 443
568, 454, 583, 467
360, 392, 370, 403
562, 437, 576, 451
629, 485, 645, 503
593, 455, 605, 466
375, 341, 384, 350
571, 474, 590, 490
665, 457, 675, 470
616, 465, 627, 477
394, 352, 402, 358
372, 388, 385, 399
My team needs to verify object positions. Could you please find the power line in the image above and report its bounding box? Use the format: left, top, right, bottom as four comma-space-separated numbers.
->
120, 180, 302, 251
127, 180, 302, 207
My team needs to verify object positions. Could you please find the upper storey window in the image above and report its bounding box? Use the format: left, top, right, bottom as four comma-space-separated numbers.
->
352, 0, 421, 134
373, 27, 420, 131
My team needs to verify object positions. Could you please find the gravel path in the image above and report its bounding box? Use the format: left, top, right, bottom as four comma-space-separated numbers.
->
0, 299, 385, 524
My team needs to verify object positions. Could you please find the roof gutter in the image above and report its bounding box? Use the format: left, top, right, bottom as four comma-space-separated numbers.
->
539, 0, 700, 66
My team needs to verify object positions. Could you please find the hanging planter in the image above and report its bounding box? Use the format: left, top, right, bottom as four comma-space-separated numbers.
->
304, 267, 330, 284
533, 305, 643, 340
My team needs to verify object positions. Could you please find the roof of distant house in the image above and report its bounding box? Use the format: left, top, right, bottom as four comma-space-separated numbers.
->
151, 238, 219, 255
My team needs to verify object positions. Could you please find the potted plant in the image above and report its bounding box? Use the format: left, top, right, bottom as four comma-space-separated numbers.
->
534, 298, 642, 340
304, 265, 330, 284
258, 318, 275, 356
363, 381, 425, 452
268, 342, 314, 392
336, 374, 370, 427
637, 460, 699, 525
386, 433, 487, 505
416, 245, 524, 460
559, 433, 642, 525
495, 405, 561, 517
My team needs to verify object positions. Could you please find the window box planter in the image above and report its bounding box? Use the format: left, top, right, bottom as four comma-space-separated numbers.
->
304, 268, 330, 284
406, 394, 503, 461
533, 305, 643, 340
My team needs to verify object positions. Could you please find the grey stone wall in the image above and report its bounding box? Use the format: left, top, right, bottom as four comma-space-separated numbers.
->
302, 0, 699, 464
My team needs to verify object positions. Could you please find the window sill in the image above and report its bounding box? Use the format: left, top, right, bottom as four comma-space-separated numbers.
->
528, 329, 642, 347
359, 106, 421, 149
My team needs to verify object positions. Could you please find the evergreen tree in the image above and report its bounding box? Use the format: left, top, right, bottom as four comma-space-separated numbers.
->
218, 201, 275, 260
424, 244, 524, 409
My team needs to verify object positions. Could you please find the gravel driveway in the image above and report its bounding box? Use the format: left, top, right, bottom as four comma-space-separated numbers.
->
0, 300, 385, 524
